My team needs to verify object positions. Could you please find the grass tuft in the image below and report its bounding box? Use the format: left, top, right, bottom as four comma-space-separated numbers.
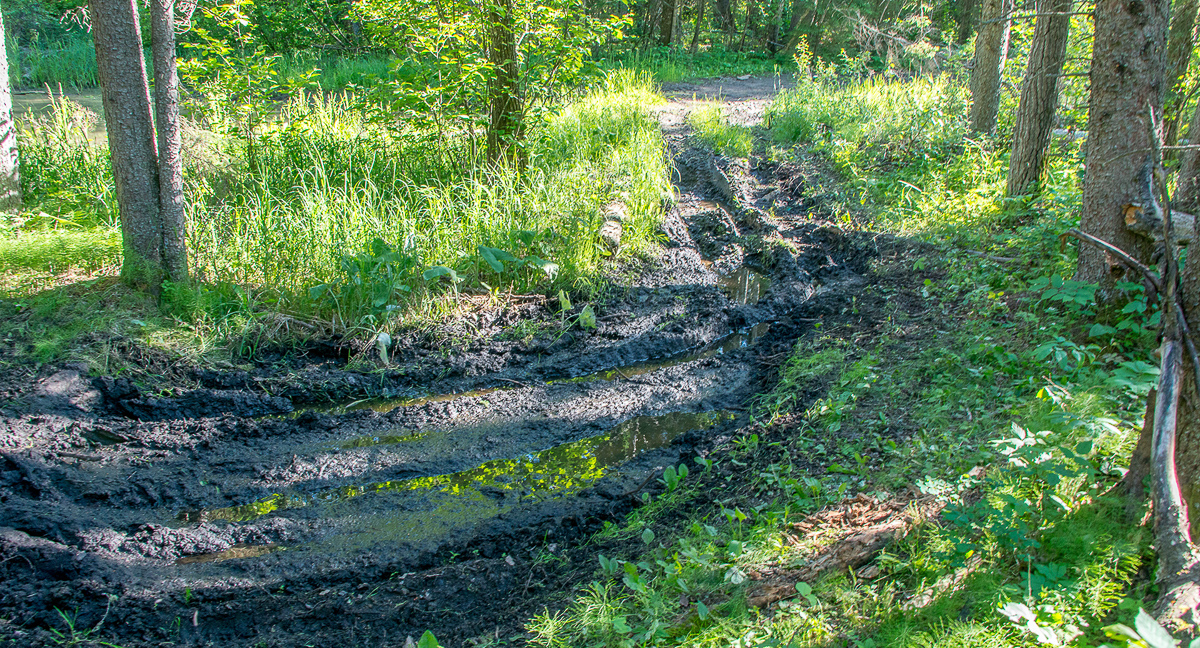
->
687, 102, 753, 158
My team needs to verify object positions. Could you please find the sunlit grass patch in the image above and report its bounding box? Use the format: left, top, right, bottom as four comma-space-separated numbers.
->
687, 102, 753, 158
0, 227, 120, 275
186, 70, 670, 325
602, 48, 792, 83
9, 70, 671, 339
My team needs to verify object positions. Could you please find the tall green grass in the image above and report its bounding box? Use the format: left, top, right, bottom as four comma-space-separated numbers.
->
687, 102, 753, 157
766, 72, 1083, 245
7, 38, 100, 89
277, 53, 395, 91
17, 92, 116, 225
8, 71, 670, 328
602, 48, 792, 83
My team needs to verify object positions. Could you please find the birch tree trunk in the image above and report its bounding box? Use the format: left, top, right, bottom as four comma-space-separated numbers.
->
968, 0, 1012, 133
0, 6, 21, 211
1075, 0, 1168, 290
89, 0, 163, 290
1006, 0, 1071, 198
151, 0, 188, 284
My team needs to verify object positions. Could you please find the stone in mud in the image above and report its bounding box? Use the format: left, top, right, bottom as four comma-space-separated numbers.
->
602, 200, 627, 222
599, 200, 626, 252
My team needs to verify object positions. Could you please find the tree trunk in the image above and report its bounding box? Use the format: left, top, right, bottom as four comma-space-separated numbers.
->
1006, 0, 1071, 198
89, 0, 163, 290
642, 0, 662, 41
956, 0, 979, 45
1177, 239, 1200, 538
1161, 208, 1200, 637
151, 0, 188, 284
690, 0, 706, 54
1122, 388, 1156, 521
0, 7, 21, 211
739, 0, 754, 51
715, 0, 736, 44
767, 0, 786, 53
1177, 100, 1200, 212
1075, 0, 1167, 290
968, 0, 1012, 133
487, 0, 524, 167
659, 0, 677, 46
1164, 0, 1199, 148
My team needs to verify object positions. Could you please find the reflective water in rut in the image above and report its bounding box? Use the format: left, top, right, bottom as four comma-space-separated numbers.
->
719, 267, 771, 305
182, 410, 734, 525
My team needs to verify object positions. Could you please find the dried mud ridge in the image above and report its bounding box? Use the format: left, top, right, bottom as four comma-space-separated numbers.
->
1, 78, 900, 647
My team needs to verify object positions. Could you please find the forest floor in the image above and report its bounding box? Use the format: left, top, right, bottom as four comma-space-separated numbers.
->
0, 75, 939, 647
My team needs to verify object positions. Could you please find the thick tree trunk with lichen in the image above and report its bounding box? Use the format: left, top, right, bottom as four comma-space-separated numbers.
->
89, 0, 163, 290
0, 7, 21, 211
968, 0, 1012, 133
1074, 0, 1166, 291
151, 0, 188, 284
1006, 0, 1071, 198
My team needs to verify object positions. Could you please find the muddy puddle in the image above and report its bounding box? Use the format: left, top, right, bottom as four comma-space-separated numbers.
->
182, 410, 732, 526
175, 543, 283, 565
719, 267, 771, 304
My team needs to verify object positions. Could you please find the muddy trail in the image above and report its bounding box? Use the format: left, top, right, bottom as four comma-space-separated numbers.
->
0, 76, 892, 647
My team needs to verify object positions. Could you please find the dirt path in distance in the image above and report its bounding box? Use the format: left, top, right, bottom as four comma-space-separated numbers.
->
0, 75, 890, 648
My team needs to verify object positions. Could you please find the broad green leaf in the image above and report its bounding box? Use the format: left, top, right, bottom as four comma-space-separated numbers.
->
478, 246, 505, 273
696, 601, 709, 620
579, 305, 597, 329
417, 630, 440, 648
423, 266, 458, 282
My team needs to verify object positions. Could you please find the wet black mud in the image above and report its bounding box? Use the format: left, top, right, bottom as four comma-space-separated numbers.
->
0, 76, 888, 647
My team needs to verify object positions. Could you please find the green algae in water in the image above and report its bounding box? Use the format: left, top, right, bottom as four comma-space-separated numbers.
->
188, 410, 734, 523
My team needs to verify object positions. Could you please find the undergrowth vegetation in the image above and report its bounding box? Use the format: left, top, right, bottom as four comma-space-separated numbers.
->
1, 70, 670, 359
523, 60, 1164, 648
600, 48, 792, 83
